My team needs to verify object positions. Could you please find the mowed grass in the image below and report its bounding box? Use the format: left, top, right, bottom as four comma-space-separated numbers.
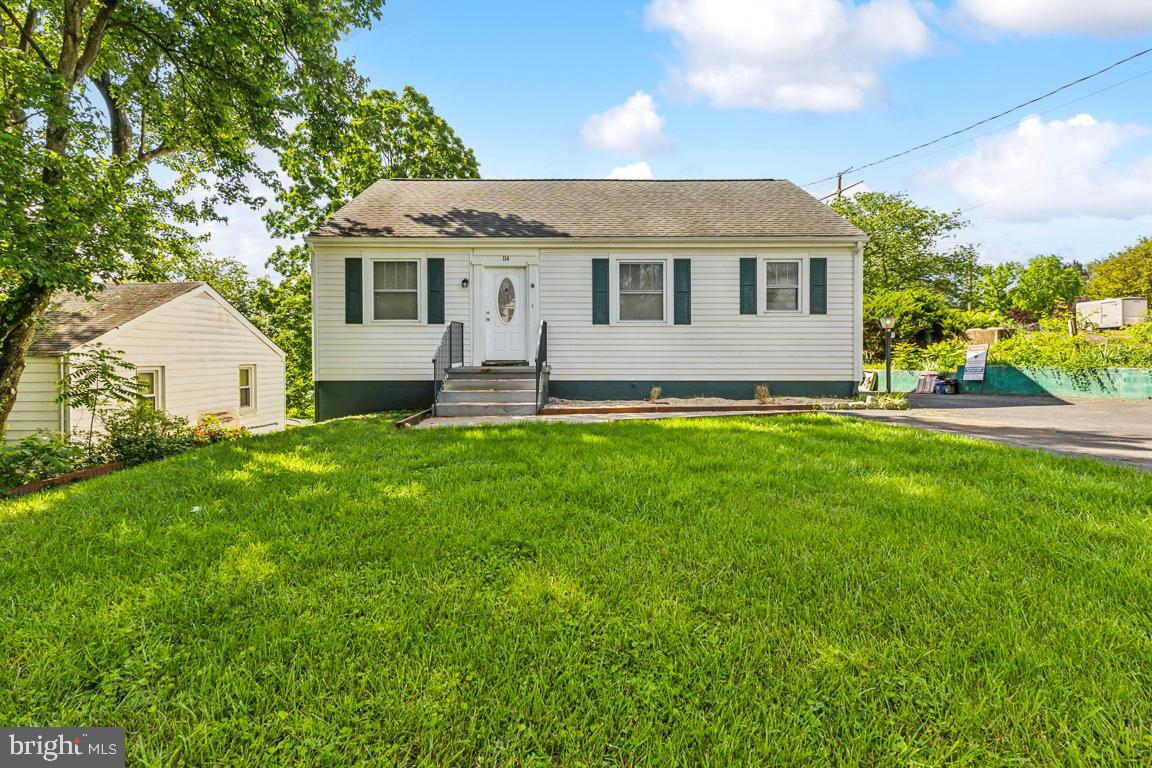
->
2, 414, 1151, 766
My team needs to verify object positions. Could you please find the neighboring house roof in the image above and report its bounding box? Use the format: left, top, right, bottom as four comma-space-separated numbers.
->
309, 179, 866, 240
31, 282, 206, 354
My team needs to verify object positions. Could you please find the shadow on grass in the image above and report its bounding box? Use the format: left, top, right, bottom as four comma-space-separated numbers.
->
3, 413, 1152, 764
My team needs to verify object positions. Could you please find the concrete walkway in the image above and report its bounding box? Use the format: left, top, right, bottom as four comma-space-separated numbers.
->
840, 394, 1152, 472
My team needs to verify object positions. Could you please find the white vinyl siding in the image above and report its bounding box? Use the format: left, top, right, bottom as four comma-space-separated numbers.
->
312, 244, 859, 385
68, 291, 285, 435
538, 249, 856, 381
313, 250, 472, 380
4, 355, 64, 441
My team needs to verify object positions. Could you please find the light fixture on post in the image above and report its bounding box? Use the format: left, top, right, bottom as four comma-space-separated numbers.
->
880, 315, 896, 394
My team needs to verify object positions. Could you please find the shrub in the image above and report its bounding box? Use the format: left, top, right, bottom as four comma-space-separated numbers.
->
0, 433, 87, 490
754, 384, 771, 404
193, 415, 249, 446
100, 403, 195, 466
1004, 307, 1037, 326
890, 339, 966, 372
648, 386, 662, 403
863, 289, 954, 360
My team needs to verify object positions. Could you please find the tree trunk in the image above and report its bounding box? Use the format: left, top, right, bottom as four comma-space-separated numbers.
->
0, 283, 54, 438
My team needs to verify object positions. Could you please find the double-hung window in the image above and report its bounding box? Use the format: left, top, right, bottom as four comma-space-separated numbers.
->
764, 260, 802, 312
618, 261, 665, 322
373, 260, 419, 321
136, 368, 162, 410
239, 365, 256, 411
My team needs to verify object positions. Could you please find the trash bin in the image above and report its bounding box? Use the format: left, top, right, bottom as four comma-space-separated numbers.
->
933, 380, 956, 395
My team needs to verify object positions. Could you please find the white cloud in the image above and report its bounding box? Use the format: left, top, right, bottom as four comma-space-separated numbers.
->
958, 0, 1152, 36
581, 92, 672, 155
606, 161, 655, 180
923, 113, 1152, 221
645, 0, 932, 112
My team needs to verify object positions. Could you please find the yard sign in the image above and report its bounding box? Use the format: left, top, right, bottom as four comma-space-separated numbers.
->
963, 344, 989, 382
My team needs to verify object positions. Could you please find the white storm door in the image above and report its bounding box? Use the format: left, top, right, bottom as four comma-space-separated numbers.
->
484, 267, 528, 361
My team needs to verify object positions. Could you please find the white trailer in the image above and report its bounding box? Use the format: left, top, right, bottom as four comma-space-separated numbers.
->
1076, 297, 1148, 329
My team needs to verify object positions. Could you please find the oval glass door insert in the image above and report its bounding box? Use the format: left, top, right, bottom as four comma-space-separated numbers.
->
498, 278, 516, 324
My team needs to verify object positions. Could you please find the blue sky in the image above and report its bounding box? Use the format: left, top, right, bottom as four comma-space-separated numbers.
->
207, 0, 1152, 275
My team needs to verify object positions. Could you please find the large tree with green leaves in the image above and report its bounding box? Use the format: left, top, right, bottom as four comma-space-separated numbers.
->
0, 0, 385, 435
831, 191, 978, 303
259, 85, 480, 417
1086, 237, 1152, 301
1012, 255, 1086, 317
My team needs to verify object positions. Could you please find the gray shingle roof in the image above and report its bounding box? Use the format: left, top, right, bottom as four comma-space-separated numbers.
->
310, 179, 864, 240
31, 282, 205, 355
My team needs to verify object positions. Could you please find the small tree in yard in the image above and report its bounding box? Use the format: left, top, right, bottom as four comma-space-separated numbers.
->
56, 343, 140, 458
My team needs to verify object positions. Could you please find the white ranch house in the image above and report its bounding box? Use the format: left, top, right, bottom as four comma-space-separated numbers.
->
307, 179, 866, 419
6, 282, 286, 441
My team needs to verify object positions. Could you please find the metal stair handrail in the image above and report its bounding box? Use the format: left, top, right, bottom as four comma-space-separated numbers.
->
432, 321, 464, 415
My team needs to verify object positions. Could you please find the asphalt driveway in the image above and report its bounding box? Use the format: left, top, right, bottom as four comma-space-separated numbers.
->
845, 394, 1152, 472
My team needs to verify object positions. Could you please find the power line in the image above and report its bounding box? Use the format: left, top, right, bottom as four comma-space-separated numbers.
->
815, 64, 1152, 200
802, 44, 1152, 188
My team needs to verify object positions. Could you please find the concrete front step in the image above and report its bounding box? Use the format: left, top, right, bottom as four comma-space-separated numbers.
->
434, 402, 538, 417
438, 389, 538, 404
443, 378, 536, 391
449, 365, 536, 377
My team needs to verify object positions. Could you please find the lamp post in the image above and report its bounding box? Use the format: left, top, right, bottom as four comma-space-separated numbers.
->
880, 315, 896, 394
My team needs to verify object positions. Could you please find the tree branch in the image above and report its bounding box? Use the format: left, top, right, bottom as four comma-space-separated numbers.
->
92, 70, 131, 156
75, 0, 119, 82
0, 2, 51, 68
136, 144, 176, 165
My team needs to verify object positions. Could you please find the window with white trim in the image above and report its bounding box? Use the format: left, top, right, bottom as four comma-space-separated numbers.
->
136, 368, 163, 410
764, 259, 802, 312
372, 260, 419, 320
239, 365, 256, 411
618, 261, 665, 321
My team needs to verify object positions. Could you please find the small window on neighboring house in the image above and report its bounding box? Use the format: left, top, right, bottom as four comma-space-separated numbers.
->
136, 368, 162, 410
765, 260, 802, 312
239, 366, 256, 411
373, 260, 419, 320
618, 262, 665, 321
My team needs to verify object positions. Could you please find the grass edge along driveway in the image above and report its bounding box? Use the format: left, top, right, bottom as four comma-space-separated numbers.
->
2, 414, 1151, 766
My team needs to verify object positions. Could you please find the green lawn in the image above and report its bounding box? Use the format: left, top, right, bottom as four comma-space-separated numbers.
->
3, 415, 1151, 766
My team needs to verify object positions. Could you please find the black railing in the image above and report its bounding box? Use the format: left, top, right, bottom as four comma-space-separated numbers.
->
534, 320, 548, 414
432, 321, 464, 415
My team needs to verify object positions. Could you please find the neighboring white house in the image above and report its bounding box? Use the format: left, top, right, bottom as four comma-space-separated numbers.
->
5, 282, 286, 441
306, 179, 866, 419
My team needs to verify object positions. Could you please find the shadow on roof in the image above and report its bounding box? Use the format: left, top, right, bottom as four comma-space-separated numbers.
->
406, 208, 571, 238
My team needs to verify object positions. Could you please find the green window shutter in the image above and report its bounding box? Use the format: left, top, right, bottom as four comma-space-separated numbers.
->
427, 258, 445, 324
592, 258, 609, 325
674, 258, 691, 325
809, 257, 827, 315
344, 257, 363, 324
739, 257, 757, 314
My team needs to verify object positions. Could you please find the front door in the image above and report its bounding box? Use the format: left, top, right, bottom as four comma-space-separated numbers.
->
484, 267, 528, 362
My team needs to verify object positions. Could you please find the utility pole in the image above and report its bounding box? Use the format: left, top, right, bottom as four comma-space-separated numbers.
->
835, 167, 853, 200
